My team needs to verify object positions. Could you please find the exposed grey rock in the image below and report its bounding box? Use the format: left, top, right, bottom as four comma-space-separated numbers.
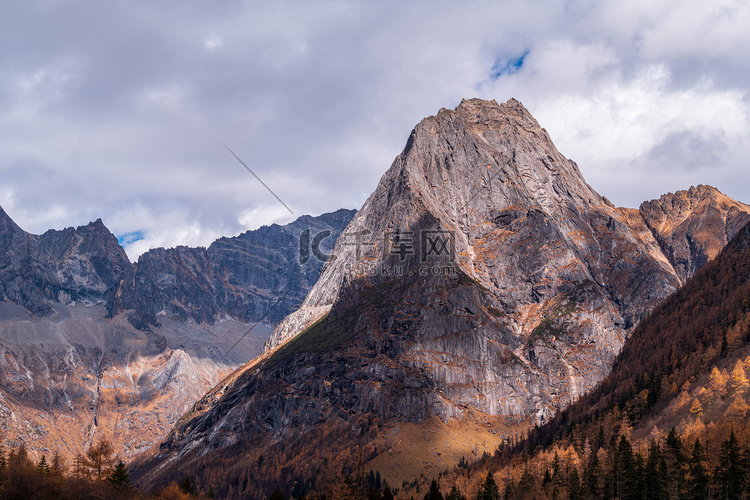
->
0, 206, 354, 463
141, 98, 750, 493
0, 208, 133, 316
0, 303, 267, 462
638, 185, 750, 283
114, 209, 354, 330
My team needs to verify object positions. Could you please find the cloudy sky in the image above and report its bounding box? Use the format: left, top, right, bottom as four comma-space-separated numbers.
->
2, 0, 749, 260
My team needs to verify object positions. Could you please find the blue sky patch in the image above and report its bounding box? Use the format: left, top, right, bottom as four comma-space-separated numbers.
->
491, 51, 530, 78
117, 231, 145, 246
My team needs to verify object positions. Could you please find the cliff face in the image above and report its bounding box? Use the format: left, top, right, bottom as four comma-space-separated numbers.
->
0, 208, 353, 464
0, 302, 259, 461
638, 185, 750, 283
140, 98, 750, 496
0, 204, 354, 330
264, 97, 687, 420
0, 209, 133, 316
116, 209, 354, 330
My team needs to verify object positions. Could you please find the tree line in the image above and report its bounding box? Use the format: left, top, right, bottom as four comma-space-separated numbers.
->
0, 438, 218, 499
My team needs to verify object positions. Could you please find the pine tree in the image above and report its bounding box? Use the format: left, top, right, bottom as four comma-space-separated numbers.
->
617, 435, 643, 500
50, 452, 66, 476
477, 471, 500, 500
424, 479, 444, 500
688, 438, 709, 500
107, 460, 131, 490
584, 448, 600, 498
84, 438, 116, 480
542, 469, 552, 488
567, 468, 582, 500
552, 452, 560, 479
716, 431, 744, 500
208, 486, 217, 499
74, 453, 85, 477
596, 425, 607, 451
383, 485, 395, 500
664, 428, 688, 499
644, 441, 666, 500
179, 474, 195, 495
37, 455, 50, 475
446, 484, 465, 500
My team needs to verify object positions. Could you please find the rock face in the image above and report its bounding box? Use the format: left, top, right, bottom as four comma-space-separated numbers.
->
115, 209, 354, 329
0, 207, 133, 316
638, 185, 750, 283
0, 207, 354, 463
0, 302, 261, 462
139, 98, 750, 497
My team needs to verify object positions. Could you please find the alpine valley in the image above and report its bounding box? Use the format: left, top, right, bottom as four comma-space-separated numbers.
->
130, 98, 750, 498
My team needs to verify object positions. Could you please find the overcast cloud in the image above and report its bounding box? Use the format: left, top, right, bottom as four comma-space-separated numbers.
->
1, 0, 749, 260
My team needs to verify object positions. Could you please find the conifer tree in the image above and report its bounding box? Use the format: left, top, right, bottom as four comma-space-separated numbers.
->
584, 448, 600, 498
644, 441, 667, 500
37, 455, 50, 475
567, 468, 581, 500
84, 438, 116, 480
542, 469, 552, 488
383, 485, 395, 500
424, 479, 444, 500
446, 484, 465, 500
50, 452, 66, 476
689, 438, 709, 500
716, 431, 744, 500
477, 471, 500, 500
665, 427, 688, 499
179, 474, 195, 495
106, 460, 131, 490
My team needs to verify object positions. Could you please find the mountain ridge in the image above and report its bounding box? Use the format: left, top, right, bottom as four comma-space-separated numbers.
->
0, 206, 354, 465
136, 98, 750, 497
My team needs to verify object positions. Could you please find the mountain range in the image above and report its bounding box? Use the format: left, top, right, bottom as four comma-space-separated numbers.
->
135, 98, 750, 498
0, 207, 354, 462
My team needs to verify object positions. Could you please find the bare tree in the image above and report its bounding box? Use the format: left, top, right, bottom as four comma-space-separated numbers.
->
85, 438, 117, 480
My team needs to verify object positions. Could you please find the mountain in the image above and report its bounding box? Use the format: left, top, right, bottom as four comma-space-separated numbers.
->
137, 98, 750, 497
0, 207, 133, 316
638, 184, 750, 283
0, 208, 354, 464
113, 209, 354, 329
420, 219, 750, 500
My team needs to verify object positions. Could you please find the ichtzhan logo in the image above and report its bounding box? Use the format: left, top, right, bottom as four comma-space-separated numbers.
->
298, 228, 334, 265
299, 227, 456, 274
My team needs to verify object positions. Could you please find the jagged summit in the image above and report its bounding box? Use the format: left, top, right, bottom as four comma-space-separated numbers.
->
0, 205, 355, 465
639, 185, 750, 282
0, 205, 23, 233
138, 98, 749, 495
268, 97, 628, 350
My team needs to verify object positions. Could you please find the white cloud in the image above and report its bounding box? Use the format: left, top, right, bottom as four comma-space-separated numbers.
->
536, 65, 747, 162
204, 37, 223, 50
140, 85, 189, 108
1, 0, 749, 251
238, 204, 295, 232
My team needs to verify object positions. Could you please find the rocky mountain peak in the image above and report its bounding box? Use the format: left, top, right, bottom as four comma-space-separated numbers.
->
139, 98, 750, 495
0, 205, 23, 234
639, 184, 750, 282
268, 97, 605, 350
